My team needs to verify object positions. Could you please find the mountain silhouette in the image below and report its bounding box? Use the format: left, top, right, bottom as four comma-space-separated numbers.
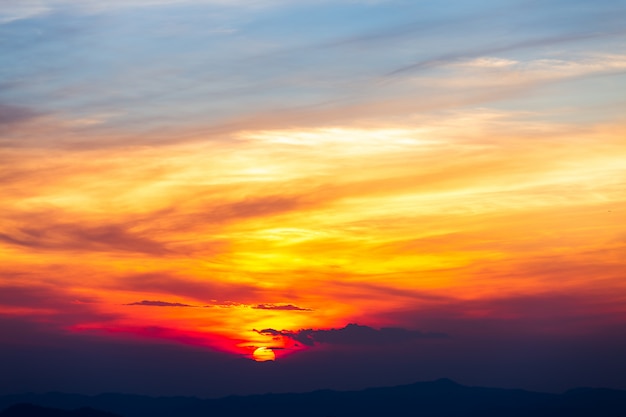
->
0, 403, 122, 417
2, 379, 626, 417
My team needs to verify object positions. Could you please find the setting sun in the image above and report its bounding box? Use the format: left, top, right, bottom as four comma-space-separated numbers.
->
252, 347, 276, 362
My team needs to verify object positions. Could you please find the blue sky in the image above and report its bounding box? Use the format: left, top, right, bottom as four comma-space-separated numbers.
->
2, 0, 625, 144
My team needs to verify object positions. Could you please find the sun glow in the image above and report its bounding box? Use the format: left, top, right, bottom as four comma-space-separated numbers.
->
252, 347, 276, 362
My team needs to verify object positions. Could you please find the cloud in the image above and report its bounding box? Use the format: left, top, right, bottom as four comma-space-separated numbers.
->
199, 301, 312, 310
323, 280, 452, 303
0, 104, 41, 128
0, 222, 172, 256
70, 324, 251, 357
118, 273, 263, 304
203, 301, 245, 308
252, 303, 312, 311
0, 1, 50, 24
0, 285, 90, 310
203, 195, 306, 223
435, 54, 626, 90
0, 0, 371, 24
378, 284, 626, 340
386, 29, 626, 77
255, 323, 447, 347
0, 284, 119, 334
124, 300, 195, 307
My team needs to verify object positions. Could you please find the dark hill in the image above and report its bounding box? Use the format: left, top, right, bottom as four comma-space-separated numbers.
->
0, 403, 122, 417
2, 379, 626, 417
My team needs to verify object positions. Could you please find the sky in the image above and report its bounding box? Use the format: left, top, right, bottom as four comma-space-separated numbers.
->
1, 0, 626, 398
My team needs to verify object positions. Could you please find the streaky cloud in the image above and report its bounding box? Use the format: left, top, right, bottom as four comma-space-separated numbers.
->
117, 273, 263, 304
386, 29, 626, 77
0, 103, 42, 128
124, 300, 195, 307
252, 303, 312, 311
0, 223, 173, 256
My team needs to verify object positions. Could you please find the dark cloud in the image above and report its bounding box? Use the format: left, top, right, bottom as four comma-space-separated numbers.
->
0, 285, 119, 337
255, 323, 447, 347
252, 304, 312, 311
203, 301, 244, 308
121, 300, 312, 311
118, 273, 262, 304
119, 195, 313, 248
0, 285, 98, 313
0, 104, 41, 127
254, 328, 282, 337
378, 289, 626, 341
0, 223, 172, 255
0, 285, 69, 309
325, 279, 452, 303
78, 325, 228, 351
123, 300, 195, 308
196, 195, 306, 225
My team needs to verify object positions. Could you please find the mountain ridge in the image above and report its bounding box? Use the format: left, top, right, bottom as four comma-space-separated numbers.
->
2, 379, 626, 417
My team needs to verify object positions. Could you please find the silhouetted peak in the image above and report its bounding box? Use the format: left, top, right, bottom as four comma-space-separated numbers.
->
404, 378, 460, 389
0, 403, 122, 417
432, 378, 459, 386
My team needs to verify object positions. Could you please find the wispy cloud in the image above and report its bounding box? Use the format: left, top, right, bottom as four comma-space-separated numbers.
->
0, 284, 119, 329
0, 222, 173, 255
116, 273, 263, 304
0, 104, 42, 128
0, 0, 385, 24
252, 303, 312, 311
124, 300, 195, 307
386, 29, 626, 77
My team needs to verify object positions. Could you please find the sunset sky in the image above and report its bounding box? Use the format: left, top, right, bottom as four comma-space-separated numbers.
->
1, 0, 625, 397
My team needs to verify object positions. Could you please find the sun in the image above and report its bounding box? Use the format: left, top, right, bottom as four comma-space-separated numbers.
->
252, 347, 276, 362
